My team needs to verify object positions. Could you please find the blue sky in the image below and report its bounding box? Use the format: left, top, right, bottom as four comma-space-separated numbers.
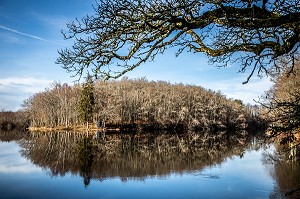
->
0, 0, 273, 111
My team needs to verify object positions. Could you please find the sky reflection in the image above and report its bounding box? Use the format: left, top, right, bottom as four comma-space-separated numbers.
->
77, 148, 275, 199
0, 135, 280, 199
0, 141, 42, 174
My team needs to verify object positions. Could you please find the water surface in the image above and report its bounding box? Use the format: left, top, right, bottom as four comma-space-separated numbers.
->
0, 131, 299, 199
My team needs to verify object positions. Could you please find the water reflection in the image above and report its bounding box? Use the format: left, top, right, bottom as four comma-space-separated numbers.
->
0, 130, 299, 198
0, 130, 29, 142
77, 137, 94, 187
16, 130, 254, 185
262, 148, 300, 198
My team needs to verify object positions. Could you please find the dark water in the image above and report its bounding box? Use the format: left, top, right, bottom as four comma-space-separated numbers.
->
0, 130, 299, 199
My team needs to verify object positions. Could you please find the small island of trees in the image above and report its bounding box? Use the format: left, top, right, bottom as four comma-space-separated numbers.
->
21, 77, 263, 133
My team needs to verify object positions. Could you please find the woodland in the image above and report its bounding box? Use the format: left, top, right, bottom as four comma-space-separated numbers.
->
0, 1, 299, 197
55, 0, 300, 156
0, 0, 299, 158
20, 77, 263, 132
1, 62, 299, 159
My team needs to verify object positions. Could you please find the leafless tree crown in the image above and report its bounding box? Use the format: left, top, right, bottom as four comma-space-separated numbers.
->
57, 0, 300, 82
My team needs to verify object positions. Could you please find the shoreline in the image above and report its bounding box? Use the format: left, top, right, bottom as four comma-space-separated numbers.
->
27, 126, 118, 132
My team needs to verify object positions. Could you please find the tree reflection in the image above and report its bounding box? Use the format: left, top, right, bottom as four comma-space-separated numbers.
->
262, 149, 300, 198
15, 130, 256, 187
0, 130, 29, 142
2, 129, 299, 195
77, 137, 94, 187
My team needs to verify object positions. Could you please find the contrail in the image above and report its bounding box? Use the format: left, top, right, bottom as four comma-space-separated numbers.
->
0, 24, 65, 46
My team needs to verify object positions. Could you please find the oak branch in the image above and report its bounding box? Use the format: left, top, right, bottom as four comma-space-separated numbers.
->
57, 0, 300, 83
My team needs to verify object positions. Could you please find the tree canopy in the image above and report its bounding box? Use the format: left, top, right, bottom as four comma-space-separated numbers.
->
57, 0, 300, 82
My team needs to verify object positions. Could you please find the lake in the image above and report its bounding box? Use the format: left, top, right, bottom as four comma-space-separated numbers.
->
0, 130, 299, 199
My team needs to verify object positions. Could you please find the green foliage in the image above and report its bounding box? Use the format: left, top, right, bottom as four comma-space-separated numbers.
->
78, 75, 95, 124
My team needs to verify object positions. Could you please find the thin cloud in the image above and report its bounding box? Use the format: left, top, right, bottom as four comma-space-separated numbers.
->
0, 77, 53, 98
0, 24, 64, 46
0, 76, 51, 85
198, 77, 274, 104
0, 77, 53, 111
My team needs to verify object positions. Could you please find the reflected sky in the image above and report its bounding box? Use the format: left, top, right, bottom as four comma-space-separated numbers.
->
0, 139, 277, 199
0, 141, 42, 174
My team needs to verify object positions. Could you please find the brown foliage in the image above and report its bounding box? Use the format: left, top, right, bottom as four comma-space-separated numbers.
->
0, 111, 28, 130
22, 83, 81, 128
23, 78, 263, 132
262, 58, 300, 159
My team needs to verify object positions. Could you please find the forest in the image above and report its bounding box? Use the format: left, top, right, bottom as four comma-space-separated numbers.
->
19, 77, 264, 133
1, 63, 299, 159
0, 0, 299, 158
0, 66, 299, 163
1, 62, 299, 158
0, 111, 28, 131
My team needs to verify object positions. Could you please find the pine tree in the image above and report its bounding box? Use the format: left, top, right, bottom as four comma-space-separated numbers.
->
78, 75, 95, 129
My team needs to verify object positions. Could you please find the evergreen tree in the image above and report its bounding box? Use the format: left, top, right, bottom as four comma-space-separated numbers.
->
79, 75, 95, 128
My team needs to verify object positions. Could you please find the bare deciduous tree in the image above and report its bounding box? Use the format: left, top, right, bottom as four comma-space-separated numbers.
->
262, 58, 300, 154
24, 78, 261, 132
57, 0, 300, 83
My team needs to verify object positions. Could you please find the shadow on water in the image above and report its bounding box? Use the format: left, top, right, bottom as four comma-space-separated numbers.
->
0, 129, 299, 197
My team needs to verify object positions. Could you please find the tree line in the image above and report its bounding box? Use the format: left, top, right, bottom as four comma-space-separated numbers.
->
53, 0, 299, 157
20, 77, 264, 132
261, 59, 300, 159
0, 111, 28, 130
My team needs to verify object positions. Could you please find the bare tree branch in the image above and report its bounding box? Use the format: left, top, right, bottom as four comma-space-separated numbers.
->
57, 0, 300, 80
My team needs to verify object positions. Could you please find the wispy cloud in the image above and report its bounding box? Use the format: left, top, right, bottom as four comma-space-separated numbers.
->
0, 77, 52, 93
0, 24, 64, 46
0, 164, 42, 174
0, 77, 53, 110
30, 12, 69, 31
199, 77, 274, 104
0, 142, 42, 174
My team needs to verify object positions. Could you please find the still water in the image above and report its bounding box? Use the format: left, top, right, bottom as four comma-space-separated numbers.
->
0, 130, 299, 199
